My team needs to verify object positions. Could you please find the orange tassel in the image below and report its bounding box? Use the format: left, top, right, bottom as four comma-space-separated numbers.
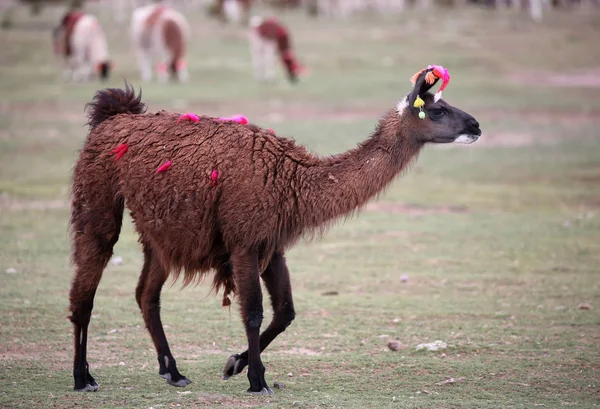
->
425, 71, 436, 85
410, 69, 425, 84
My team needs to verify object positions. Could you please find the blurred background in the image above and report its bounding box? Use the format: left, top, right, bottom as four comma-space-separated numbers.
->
1, 1, 599, 408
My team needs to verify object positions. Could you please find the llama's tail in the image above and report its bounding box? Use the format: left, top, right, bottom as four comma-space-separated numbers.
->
85, 81, 146, 130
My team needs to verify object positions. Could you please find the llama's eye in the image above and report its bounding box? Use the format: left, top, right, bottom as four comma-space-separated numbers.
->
430, 109, 446, 119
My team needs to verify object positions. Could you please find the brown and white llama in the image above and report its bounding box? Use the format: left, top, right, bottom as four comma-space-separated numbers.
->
248, 16, 307, 83
52, 10, 111, 81
68, 65, 481, 394
130, 3, 190, 83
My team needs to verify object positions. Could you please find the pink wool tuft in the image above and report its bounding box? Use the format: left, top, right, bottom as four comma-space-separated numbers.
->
177, 113, 199, 123
218, 115, 248, 125
112, 143, 129, 160
211, 169, 218, 186
427, 64, 451, 102
155, 160, 172, 174
267, 128, 275, 133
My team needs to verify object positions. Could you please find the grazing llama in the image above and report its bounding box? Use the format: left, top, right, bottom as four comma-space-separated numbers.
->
68, 65, 481, 395
213, 0, 252, 24
248, 16, 307, 83
130, 3, 190, 83
53, 10, 111, 81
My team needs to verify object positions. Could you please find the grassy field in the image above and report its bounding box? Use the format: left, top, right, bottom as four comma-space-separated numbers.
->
1, 3, 600, 409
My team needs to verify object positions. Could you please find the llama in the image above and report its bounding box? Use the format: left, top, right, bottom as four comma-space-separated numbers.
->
130, 3, 190, 83
52, 10, 111, 82
213, 0, 252, 24
68, 65, 481, 394
248, 16, 307, 83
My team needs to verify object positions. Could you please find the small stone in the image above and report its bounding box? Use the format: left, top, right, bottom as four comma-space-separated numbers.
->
119, 361, 125, 366
111, 256, 123, 266
273, 381, 286, 389
554, 306, 567, 311
6, 267, 17, 274
387, 340, 405, 351
287, 372, 293, 377
400, 274, 409, 283
107, 328, 117, 334
578, 303, 592, 310
392, 318, 401, 323
415, 340, 447, 351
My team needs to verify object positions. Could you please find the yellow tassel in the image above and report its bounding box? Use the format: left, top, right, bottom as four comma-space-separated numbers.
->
413, 96, 425, 108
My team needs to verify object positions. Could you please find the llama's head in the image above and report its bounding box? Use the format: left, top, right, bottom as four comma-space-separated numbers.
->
97, 61, 112, 81
396, 65, 481, 145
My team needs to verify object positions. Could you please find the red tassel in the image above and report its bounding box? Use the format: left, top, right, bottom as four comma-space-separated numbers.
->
155, 160, 172, 174
267, 128, 275, 134
211, 169, 218, 186
112, 143, 128, 160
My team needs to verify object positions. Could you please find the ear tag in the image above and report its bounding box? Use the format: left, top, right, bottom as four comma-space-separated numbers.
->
413, 96, 425, 108
418, 111, 426, 120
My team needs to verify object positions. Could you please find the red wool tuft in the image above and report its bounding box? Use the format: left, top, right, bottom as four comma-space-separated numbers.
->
112, 143, 129, 160
155, 160, 172, 174
211, 169, 218, 186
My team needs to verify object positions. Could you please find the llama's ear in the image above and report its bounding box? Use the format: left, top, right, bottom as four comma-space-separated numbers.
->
408, 70, 428, 108
408, 68, 440, 108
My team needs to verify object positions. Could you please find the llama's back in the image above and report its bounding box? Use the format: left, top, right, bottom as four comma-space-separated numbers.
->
81, 113, 306, 272
76, 84, 317, 277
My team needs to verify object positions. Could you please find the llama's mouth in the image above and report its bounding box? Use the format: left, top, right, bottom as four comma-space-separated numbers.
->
453, 134, 480, 144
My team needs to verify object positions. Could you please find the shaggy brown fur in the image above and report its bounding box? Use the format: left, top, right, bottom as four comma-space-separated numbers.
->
68, 73, 481, 394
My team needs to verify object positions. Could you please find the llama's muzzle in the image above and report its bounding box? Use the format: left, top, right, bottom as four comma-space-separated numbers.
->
453, 134, 480, 144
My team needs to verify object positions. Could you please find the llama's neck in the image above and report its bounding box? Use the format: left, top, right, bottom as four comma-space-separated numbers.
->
298, 112, 423, 229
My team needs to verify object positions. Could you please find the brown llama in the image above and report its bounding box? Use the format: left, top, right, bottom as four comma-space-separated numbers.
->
249, 16, 308, 84
68, 66, 481, 394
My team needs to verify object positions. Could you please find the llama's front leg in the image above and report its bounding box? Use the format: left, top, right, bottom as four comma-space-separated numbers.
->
138, 249, 191, 387
230, 247, 273, 395
223, 252, 295, 383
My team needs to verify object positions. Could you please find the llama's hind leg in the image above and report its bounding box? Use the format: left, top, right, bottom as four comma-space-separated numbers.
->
70, 249, 105, 392
223, 252, 293, 391
229, 247, 272, 395
69, 198, 124, 392
138, 247, 191, 387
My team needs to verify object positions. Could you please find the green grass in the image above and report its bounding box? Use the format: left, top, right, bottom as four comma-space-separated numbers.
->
1, 3, 600, 409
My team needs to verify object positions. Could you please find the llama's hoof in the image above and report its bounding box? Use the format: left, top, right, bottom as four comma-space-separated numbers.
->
222, 354, 246, 380
74, 381, 99, 392
248, 387, 274, 396
160, 372, 192, 387
168, 377, 192, 387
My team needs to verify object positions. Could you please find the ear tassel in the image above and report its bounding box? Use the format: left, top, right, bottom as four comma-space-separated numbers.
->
409, 64, 451, 104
